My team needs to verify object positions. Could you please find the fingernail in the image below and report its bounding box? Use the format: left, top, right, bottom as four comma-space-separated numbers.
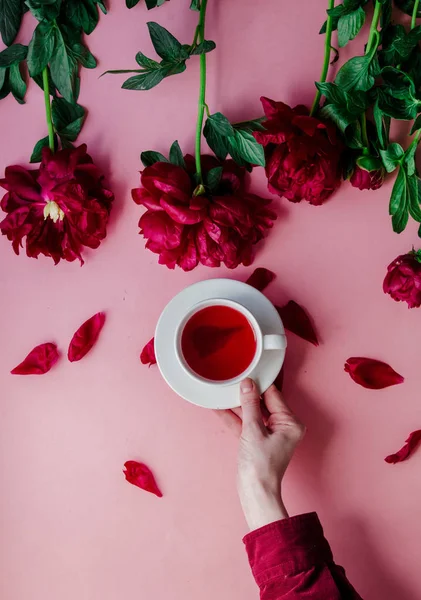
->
240, 378, 254, 393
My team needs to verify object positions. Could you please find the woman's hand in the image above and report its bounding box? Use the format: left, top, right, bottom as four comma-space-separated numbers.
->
217, 378, 305, 531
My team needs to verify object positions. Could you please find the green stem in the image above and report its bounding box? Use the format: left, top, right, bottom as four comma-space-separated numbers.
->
42, 68, 55, 152
361, 112, 369, 150
195, 0, 208, 184
310, 0, 335, 116
365, 0, 382, 55
411, 0, 420, 29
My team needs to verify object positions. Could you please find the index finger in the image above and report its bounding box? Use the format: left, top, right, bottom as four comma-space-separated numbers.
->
263, 384, 294, 416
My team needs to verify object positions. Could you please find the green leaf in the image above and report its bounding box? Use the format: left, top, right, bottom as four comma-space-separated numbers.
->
0, 0, 24, 46
71, 43, 97, 69
27, 20, 55, 77
356, 154, 382, 172
0, 71, 10, 100
319, 102, 356, 134
316, 81, 347, 105
373, 98, 390, 149
233, 118, 266, 133
0, 66, 6, 90
52, 97, 85, 141
26, 0, 62, 21
317, 81, 367, 117
60, 138, 75, 150
147, 22, 185, 62
327, 4, 345, 18
32, 66, 57, 96
102, 69, 143, 76
65, 0, 103, 36
190, 40, 216, 55
395, 0, 421, 17
189, 0, 200, 9
203, 119, 228, 160
227, 129, 265, 167
135, 51, 160, 70
377, 87, 419, 121
407, 174, 421, 222
380, 143, 404, 172
377, 67, 420, 120
205, 166, 222, 193
335, 54, 380, 92
30, 135, 57, 163
337, 7, 365, 47
404, 140, 418, 176
389, 167, 408, 232
145, 0, 167, 8
8, 62, 26, 103
343, 120, 364, 149
50, 27, 73, 102
169, 140, 185, 167
0, 44, 27, 67
206, 112, 235, 136
126, 0, 140, 6
140, 150, 168, 167
319, 15, 341, 34
381, 66, 417, 99
122, 69, 166, 90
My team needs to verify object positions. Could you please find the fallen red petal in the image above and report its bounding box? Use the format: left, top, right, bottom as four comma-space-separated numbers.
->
11, 342, 59, 375
385, 430, 421, 464
344, 357, 404, 389
68, 312, 106, 362
140, 337, 156, 366
276, 301, 319, 346
246, 267, 276, 292
123, 460, 163, 497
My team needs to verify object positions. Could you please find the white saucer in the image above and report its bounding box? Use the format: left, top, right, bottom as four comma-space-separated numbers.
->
155, 278, 286, 409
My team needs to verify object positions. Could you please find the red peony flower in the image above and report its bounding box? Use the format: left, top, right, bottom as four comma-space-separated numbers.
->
253, 97, 343, 205
383, 250, 421, 308
0, 144, 114, 264
132, 154, 276, 271
349, 156, 385, 191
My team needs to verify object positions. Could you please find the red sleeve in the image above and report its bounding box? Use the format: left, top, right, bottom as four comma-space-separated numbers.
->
243, 512, 363, 600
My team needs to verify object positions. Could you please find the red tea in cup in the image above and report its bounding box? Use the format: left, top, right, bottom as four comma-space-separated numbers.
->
181, 305, 257, 381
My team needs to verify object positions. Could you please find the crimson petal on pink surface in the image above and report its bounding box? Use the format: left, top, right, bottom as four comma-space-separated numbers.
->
246, 267, 276, 292
192, 326, 243, 358
11, 343, 59, 375
385, 430, 421, 464
123, 461, 163, 497
68, 312, 106, 362
140, 337, 156, 366
344, 357, 404, 389
276, 301, 319, 346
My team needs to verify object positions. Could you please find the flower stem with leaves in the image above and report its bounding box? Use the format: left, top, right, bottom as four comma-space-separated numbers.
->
412, 0, 420, 28
42, 68, 55, 152
311, 0, 335, 116
195, 0, 208, 187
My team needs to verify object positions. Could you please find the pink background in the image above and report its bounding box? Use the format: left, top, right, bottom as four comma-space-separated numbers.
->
1, 1, 421, 598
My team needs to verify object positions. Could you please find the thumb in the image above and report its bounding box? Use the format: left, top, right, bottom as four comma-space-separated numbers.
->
240, 378, 264, 432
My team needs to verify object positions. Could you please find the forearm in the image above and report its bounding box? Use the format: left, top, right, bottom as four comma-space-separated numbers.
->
239, 484, 289, 531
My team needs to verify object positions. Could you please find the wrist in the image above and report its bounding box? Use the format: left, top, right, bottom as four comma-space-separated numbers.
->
239, 484, 289, 531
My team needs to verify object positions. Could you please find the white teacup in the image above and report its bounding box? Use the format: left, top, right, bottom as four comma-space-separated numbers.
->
174, 298, 287, 387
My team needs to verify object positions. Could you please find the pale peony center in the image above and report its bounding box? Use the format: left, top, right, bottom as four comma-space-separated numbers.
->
43, 200, 65, 223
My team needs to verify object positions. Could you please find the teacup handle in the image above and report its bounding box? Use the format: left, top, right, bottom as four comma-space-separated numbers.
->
263, 334, 287, 350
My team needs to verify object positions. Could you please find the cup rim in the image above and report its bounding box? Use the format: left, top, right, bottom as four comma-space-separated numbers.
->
174, 298, 263, 387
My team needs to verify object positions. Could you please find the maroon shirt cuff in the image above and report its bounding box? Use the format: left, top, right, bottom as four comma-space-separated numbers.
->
243, 512, 334, 586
